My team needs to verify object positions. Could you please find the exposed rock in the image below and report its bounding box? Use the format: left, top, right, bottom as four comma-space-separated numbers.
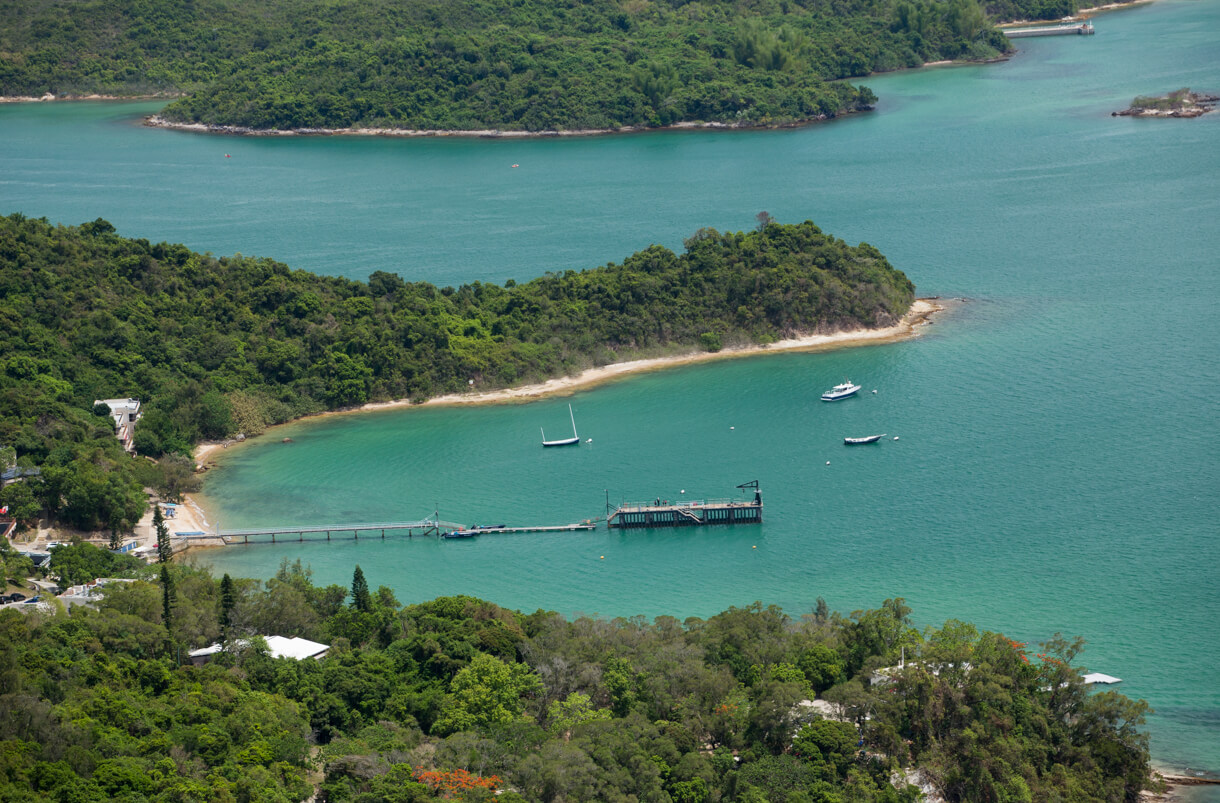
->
1114, 88, 1218, 118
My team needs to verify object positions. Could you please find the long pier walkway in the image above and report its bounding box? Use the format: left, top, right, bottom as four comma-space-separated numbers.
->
1002, 21, 1094, 37
175, 518, 466, 546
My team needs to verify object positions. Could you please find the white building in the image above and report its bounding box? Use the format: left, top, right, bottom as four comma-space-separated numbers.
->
188, 635, 330, 665
94, 398, 141, 453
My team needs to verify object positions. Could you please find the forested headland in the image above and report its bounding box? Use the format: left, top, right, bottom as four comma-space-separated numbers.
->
0, 538, 1156, 802
0, 213, 913, 531
0, 0, 1028, 132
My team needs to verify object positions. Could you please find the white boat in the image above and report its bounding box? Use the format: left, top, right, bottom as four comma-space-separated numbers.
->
844, 434, 886, 445
821, 380, 862, 402
542, 404, 580, 447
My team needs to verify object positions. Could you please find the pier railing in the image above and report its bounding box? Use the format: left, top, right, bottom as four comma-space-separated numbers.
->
175, 518, 466, 545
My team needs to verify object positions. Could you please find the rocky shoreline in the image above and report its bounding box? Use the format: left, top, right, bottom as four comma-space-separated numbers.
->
1114, 88, 1218, 118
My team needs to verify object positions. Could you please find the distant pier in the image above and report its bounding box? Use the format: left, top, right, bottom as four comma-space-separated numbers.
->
172, 482, 764, 548
443, 522, 598, 538
607, 481, 762, 529
1003, 21, 1094, 37
175, 518, 463, 546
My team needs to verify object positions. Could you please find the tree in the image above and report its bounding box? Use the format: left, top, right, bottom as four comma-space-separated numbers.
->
157, 454, 201, 502
546, 691, 611, 739
433, 653, 543, 735
48, 542, 144, 586
153, 504, 171, 564
793, 720, 859, 778
161, 565, 176, 635
798, 645, 844, 694
351, 565, 371, 612
219, 573, 237, 634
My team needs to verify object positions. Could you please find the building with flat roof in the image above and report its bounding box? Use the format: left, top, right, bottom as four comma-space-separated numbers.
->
188, 635, 330, 665
94, 398, 141, 453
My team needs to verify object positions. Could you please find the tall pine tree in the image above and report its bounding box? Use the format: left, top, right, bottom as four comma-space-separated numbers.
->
351, 565, 371, 612
218, 573, 236, 635
160, 565, 176, 634
153, 504, 171, 563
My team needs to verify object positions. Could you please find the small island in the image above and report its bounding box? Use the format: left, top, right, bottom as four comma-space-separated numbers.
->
1113, 88, 1218, 118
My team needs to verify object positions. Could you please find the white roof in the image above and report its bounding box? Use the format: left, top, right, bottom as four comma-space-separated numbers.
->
189, 635, 330, 661
264, 635, 329, 660
1083, 672, 1122, 685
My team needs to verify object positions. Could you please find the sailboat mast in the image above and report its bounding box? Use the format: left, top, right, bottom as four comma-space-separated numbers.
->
568, 404, 577, 438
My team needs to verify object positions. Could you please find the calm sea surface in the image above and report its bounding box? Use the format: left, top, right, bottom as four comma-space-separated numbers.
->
3, 0, 1218, 787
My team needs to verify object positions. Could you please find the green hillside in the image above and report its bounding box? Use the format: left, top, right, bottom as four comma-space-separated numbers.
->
0, 549, 1156, 803
0, 214, 912, 529
0, 0, 1015, 131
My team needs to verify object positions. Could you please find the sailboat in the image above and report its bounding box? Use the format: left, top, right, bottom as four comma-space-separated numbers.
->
541, 404, 580, 447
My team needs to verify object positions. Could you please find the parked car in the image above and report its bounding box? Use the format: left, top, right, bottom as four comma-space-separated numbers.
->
7, 592, 25, 602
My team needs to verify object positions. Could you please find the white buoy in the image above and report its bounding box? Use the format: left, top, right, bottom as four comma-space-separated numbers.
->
872, 389, 877, 394
893, 436, 899, 441
586, 438, 592, 443
826, 461, 831, 465
680, 489, 685, 494
730, 426, 735, 430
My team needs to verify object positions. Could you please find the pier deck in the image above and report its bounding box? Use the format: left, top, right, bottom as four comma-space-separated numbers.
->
1003, 21, 1094, 37
444, 523, 598, 538
175, 519, 464, 545
607, 481, 763, 529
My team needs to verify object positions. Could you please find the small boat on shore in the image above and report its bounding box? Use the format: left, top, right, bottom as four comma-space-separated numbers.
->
821, 380, 862, 402
542, 404, 580, 447
844, 434, 886, 445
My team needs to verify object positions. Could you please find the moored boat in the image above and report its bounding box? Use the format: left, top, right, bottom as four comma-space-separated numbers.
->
821, 380, 862, 401
542, 404, 580, 447
844, 434, 886, 445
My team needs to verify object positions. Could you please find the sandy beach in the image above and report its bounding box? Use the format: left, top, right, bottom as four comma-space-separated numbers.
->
181, 298, 946, 545
193, 298, 946, 464
144, 112, 855, 139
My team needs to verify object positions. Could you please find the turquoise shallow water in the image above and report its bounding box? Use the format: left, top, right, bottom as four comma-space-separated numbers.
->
3, 0, 1218, 788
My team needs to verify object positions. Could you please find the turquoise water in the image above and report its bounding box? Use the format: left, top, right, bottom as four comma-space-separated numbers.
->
3, 0, 1218, 787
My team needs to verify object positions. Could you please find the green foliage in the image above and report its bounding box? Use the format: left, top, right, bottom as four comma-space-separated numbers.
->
0, 0, 1012, 131
1129, 88, 1202, 111
0, 564, 1156, 803
433, 653, 543, 735
47, 541, 146, 586
983, 0, 1079, 23
350, 565, 371, 613
0, 214, 913, 532
545, 691, 611, 737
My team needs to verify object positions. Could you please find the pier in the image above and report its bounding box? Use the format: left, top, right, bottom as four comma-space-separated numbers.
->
1003, 21, 1094, 37
175, 518, 464, 546
607, 481, 762, 529
443, 522, 598, 538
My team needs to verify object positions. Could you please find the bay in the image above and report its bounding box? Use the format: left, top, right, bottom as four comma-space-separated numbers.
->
2, 0, 1218, 789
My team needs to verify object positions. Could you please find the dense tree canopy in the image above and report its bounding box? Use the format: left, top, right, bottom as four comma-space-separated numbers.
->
0, 0, 1020, 131
0, 561, 1155, 801
0, 213, 913, 531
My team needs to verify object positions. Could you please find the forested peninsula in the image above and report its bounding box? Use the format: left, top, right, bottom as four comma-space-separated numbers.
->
0, 0, 1029, 132
0, 535, 1157, 803
0, 214, 912, 531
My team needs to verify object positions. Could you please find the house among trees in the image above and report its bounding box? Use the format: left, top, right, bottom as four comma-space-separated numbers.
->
188, 635, 330, 665
93, 398, 142, 453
